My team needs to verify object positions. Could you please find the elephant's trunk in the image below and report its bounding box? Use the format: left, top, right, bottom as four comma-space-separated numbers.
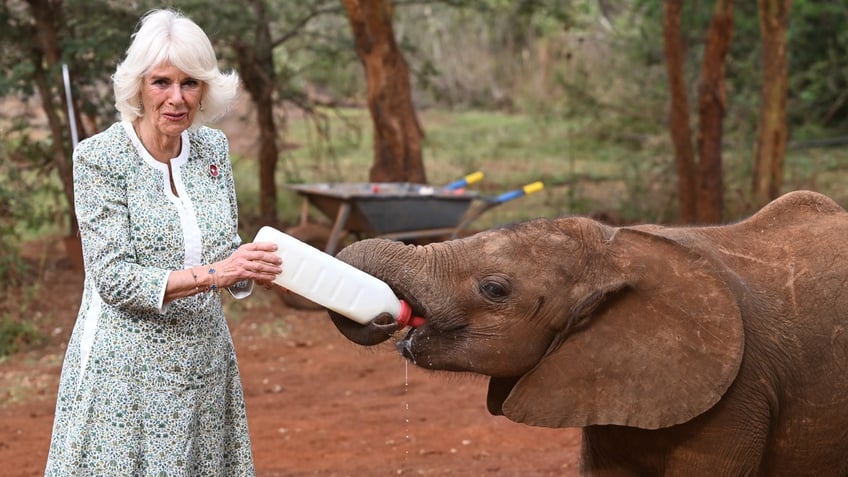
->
327, 239, 425, 346
328, 310, 399, 346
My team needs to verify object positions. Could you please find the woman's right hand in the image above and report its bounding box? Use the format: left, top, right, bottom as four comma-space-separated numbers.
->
211, 242, 282, 289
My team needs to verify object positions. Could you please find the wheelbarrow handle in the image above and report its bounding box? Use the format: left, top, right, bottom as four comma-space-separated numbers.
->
449, 181, 544, 239
493, 181, 544, 204
443, 171, 484, 191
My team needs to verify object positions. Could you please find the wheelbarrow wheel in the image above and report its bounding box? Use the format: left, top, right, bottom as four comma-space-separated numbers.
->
274, 223, 336, 311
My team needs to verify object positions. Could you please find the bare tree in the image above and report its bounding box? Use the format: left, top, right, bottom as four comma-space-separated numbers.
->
25, 0, 79, 236
207, 0, 345, 224
663, 0, 697, 223
231, 0, 281, 224
342, 0, 427, 183
752, 0, 792, 207
662, 0, 734, 224
695, 0, 734, 224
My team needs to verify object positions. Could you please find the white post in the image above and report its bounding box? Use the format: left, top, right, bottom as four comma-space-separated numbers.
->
62, 63, 79, 149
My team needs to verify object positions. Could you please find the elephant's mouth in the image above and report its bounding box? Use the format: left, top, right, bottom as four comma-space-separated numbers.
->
397, 328, 416, 360
395, 299, 426, 329
387, 285, 429, 328
486, 376, 521, 416
393, 293, 432, 362
325, 286, 429, 347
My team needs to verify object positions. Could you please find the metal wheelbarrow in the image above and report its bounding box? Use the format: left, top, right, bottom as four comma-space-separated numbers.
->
285, 172, 543, 254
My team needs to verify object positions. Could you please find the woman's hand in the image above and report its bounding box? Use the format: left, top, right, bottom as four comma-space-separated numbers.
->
212, 242, 282, 289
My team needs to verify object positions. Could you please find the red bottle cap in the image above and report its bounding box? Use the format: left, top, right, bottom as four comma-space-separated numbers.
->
396, 300, 425, 329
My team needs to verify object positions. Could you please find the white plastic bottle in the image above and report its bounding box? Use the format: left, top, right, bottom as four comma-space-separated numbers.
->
253, 226, 422, 327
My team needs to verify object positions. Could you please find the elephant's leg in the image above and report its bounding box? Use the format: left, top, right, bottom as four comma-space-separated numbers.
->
580, 427, 665, 476
581, 406, 768, 477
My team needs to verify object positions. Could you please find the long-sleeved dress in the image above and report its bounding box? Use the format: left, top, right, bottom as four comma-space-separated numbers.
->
45, 121, 256, 476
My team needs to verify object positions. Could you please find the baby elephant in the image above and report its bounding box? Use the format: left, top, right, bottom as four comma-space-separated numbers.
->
327, 190, 848, 476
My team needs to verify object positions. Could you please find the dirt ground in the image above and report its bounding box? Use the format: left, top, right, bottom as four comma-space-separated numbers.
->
0, 240, 581, 477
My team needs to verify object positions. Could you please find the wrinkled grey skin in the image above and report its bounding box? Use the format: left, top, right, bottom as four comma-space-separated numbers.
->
327, 191, 848, 476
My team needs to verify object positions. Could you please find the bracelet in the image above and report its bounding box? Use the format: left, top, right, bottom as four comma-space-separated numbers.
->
208, 267, 219, 293
190, 267, 202, 294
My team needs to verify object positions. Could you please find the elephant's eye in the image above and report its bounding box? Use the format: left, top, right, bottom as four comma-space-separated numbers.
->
479, 277, 510, 300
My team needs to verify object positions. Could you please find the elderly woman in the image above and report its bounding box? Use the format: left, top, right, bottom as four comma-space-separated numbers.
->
45, 9, 281, 476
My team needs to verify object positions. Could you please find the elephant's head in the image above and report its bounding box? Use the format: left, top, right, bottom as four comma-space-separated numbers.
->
327, 217, 745, 430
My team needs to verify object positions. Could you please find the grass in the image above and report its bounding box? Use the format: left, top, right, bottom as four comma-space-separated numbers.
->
8, 107, 848, 241
0, 315, 45, 359
231, 108, 848, 235
233, 108, 639, 235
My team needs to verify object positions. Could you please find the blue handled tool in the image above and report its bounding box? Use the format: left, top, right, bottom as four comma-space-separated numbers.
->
492, 181, 545, 203
448, 181, 544, 238
443, 171, 484, 191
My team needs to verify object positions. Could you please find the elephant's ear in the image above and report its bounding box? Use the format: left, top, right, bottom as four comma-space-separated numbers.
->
500, 228, 745, 430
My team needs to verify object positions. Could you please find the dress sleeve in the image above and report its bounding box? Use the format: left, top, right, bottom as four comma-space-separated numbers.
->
74, 137, 170, 314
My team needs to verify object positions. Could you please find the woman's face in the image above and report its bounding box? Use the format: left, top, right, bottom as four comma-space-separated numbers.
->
139, 62, 204, 137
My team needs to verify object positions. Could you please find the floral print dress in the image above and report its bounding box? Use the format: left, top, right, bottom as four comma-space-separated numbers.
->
45, 122, 255, 476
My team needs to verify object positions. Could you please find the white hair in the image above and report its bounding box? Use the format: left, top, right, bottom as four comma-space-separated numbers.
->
112, 9, 239, 127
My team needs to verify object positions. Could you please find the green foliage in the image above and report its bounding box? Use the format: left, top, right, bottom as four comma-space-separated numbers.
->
166, 0, 358, 102
0, 122, 59, 286
232, 100, 848, 229
628, 0, 848, 136
392, 0, 592, 108
0, 315, 45, 358
0, 253, 47, 360
0, 0, 137, 118
61, 1, 140, 120
1, 0, 141, 241
0, 3, 36, 95
231, 107, 644, 231
788, 2, 848, 130
3, 0, 847, 235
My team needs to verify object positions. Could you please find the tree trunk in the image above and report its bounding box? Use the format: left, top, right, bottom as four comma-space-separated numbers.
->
342, 0, 427, 183
695, 0, 734, 224
234, 0, 280, 224
662, 0, 697, 224
26, 0, 78, 237
752, 0, 792, 207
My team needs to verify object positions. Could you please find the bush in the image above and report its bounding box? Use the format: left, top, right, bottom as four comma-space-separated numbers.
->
0, 315, 45, 358
0, 122, 64, 284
